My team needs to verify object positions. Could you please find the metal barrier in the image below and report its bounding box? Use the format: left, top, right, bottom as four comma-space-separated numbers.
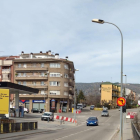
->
0, 122, 38, 134
131, 121, 140, 140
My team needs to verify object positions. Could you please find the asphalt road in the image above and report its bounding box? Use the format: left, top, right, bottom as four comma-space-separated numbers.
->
6, 107, 121, 140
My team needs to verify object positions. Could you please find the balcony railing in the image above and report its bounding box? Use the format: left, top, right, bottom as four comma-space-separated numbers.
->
27, 84, 48, 88
15, 66, 48, 71
15, 75, 48, 80
2, 69, 11, 73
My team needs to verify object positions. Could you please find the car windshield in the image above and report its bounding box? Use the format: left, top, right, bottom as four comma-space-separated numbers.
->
91, 105, 94, 107
43, 113, 51, 116
103, 110, 108, 112
88, 117, 96, 120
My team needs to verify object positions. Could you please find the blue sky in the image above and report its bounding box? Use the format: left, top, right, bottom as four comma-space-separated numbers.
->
0, 0, 140, 83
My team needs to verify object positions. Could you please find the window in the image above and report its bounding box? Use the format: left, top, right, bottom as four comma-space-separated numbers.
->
32, 63, 36, 67
50, 73, 61, 77
41, 63, 44, 68
64, 64, 69, 69
41, 72, 44, 76
18, 81, 21, 85
64, 82, 68, 87
40, 90, 45, 95
41, 81, 45, 86
18, 73, 21, 77
23, 63, 26, 68
49, 81, 60, 86
23, 81, 26, 86
64, 92, 68, 96
32, 81, 36, 85
23, 73, 26, 77
64, 74, 69, 78
49, 91, 60, 95
50, 63, 60, 68
18, 64, 21, 68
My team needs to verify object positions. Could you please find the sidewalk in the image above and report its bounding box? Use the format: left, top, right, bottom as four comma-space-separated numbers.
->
112, 115, 133, 140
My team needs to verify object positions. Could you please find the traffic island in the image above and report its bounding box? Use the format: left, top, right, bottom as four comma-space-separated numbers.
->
0, 119, 38, 134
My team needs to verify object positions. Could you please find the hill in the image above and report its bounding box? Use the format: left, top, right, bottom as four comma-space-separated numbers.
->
75, 83, 140, 95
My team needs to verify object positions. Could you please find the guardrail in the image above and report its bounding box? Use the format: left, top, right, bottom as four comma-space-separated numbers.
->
131, 121, 140, 140
0, 122, 37, 134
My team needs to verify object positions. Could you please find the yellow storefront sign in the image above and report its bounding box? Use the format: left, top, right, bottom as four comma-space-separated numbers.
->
0, 89, 9, 114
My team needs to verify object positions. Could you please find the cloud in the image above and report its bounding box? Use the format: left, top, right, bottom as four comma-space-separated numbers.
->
0, 0, 140, 83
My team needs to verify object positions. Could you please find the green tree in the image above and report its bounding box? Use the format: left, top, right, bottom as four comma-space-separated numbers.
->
78, 90, 85, 103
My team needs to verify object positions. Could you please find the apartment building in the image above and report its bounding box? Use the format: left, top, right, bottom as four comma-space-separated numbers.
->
100, 82, 121, 108
0, 56, 19, 107
13, 51, 75, 113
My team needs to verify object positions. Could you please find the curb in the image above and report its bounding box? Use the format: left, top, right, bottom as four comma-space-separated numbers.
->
0, 129, 55, 139
110, 125, 120, 140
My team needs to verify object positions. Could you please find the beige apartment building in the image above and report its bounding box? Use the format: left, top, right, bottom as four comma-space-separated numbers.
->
13, 51, 75, 113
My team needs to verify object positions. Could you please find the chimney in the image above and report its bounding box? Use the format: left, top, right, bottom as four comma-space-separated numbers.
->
40, 51, 42, 53
48, 50, 51, 55
55, 53, 59, 59
30, 52, 33, 59
66, 56, 68, 60
21, 51, 24, 55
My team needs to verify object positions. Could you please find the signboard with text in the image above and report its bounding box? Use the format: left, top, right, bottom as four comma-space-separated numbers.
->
0, 89, 9, 114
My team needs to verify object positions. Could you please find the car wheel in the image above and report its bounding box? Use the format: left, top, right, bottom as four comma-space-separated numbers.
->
96, 123, 98, 126
87, 124, 88, 126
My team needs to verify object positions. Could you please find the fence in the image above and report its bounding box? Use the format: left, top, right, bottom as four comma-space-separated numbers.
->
0, 122, 37, 134
131, 121, 140, 140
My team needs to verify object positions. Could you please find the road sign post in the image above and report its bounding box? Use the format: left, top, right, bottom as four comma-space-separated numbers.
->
117, 97, 126, 140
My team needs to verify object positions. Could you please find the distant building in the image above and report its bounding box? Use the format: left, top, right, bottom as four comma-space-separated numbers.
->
100, 82, 121, 108
13, 51, 75, 113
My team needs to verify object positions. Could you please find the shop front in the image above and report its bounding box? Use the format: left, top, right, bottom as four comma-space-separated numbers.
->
33, 100, 45, 110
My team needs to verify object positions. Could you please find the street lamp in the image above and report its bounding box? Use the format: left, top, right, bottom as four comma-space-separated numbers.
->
92, 19, 123, 140
74, 69, 79, 125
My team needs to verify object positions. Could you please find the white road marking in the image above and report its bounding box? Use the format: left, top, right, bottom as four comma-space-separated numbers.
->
54, 127, 96, 140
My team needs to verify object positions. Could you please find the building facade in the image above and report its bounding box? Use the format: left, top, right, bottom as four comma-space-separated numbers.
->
13, 51, 75, 113
100, 82, 120, 108
0, 56, 19, 107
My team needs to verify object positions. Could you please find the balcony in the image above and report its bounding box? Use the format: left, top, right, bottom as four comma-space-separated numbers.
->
19, 93, 48, 98
2, 79, 10, 82
2, 69, 11, 73
27, 84, 48, 89
112, 88, 118, 92
112, 93, 118, 97
15, 75, 48, 80
15, 66, 48, 71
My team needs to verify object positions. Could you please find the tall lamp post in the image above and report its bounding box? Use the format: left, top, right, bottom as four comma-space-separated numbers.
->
92, 19, 123, 140
74, 69, 79, 125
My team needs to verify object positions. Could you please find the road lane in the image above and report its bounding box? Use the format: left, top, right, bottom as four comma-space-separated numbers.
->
5, 108, 120, 140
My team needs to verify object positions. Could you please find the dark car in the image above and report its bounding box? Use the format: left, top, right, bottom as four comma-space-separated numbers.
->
31, 108, 40, 113
86, 117, 98, 126
40, 109, 45, 113
90, 105, 95, 110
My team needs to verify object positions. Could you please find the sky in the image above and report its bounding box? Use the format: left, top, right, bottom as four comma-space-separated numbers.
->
0, 0, 140, 83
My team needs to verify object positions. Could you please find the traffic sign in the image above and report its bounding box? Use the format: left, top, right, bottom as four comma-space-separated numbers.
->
117, 97, 126, 106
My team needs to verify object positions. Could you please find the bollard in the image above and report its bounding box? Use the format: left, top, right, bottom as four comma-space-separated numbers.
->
63, 119, 65, 124
34, 122, 35, 129
20, 123, 22, 131
47, 117, 49, 123
9, 123, 11, 133
1, 123, 3, 134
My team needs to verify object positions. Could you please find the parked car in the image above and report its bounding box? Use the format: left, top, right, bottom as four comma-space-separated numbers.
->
24, 108, 29, 113
41, 112, 54, 121
86, 117, 98, 126
31, 108, 40, 113
40, 109, 45, 113
101, 110, 109, 117
77, 105, 82, 110
90, 105, 95, 110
